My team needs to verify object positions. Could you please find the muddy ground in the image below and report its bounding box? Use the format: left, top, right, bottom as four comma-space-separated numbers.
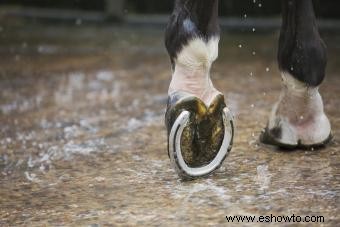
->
0, 23, 339, 226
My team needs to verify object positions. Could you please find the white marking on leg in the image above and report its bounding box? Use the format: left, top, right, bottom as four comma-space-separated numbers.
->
268, 72, 331, 145
169, 37, 221, 106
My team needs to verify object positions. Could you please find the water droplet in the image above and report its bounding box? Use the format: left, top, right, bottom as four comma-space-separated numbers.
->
244, 14, 248, 19
258, 3, 262, 7
252, 51, 256, 56
250, 72, 254, 76
238, 44, 243, 48
300, 115, 304, 120
252, 28, 256, 32
266, 67, 270, 72
75, 18, 82, 25
95, 176, 106, 182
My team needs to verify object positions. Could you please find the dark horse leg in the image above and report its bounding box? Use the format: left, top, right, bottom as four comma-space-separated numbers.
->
261, 0, 332, 149
164, 0, 234, 179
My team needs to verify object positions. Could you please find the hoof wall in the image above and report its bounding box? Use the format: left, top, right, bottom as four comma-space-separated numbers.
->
260, 127, 333, 150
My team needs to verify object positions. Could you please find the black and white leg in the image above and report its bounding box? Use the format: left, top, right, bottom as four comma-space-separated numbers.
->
165, 0, 234, 179
261, 0, 332, 149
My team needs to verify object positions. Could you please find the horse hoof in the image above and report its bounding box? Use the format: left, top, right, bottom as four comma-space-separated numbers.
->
260, 73, 332, 150
165, 92, 234, 180
260, 127, 332, 150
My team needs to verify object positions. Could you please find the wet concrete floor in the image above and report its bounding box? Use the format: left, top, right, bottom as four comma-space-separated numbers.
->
0, 23, 339, 226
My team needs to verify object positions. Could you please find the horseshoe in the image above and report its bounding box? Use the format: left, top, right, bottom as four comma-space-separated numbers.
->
169, 107, 234, 179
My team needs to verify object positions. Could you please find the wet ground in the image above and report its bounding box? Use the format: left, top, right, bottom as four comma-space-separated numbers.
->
0, 23, 339, 226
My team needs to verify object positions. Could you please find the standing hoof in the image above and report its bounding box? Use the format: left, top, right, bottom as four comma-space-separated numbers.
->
260, 73, 332, 150
260, 127, 332, 150
165, 92, 234, 180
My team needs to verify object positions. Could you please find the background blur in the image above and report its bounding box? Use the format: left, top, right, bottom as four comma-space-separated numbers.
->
1, 0, 340, 18
1, 0, 340, 22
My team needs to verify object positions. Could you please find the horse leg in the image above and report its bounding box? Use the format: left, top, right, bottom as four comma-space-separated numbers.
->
164, 0, 234, 179
261, 0, 332, 149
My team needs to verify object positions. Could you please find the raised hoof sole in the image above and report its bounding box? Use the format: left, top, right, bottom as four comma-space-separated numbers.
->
171, 144, 233, 181
166, 93, 234, 180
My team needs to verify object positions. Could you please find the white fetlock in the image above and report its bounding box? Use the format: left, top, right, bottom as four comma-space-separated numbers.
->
168, 37, 221, 107
267, 72, 331, 146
